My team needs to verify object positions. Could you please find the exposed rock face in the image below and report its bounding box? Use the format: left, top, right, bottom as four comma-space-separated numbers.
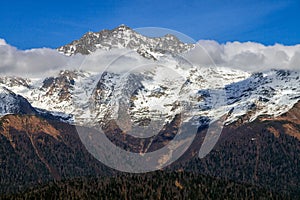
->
0, 87, 37, 115
57, 25, 194, 58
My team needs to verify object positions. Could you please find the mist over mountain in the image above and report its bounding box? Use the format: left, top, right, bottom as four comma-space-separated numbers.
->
0, 25, 300, 78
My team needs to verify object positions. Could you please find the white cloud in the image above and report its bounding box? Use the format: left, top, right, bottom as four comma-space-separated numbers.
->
0, 38, 299, 78
78, 48, 154, 74
0, 40, 155, 78
184, 40, 300, 72
0, 42, 71, 77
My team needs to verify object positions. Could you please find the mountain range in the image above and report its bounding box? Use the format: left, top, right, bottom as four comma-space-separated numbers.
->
0, 25, 299, 198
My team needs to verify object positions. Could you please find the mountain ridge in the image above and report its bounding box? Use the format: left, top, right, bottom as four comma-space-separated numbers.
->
57, 24, 194, 58
0, 25, 299, 197
0, 25, 299, 133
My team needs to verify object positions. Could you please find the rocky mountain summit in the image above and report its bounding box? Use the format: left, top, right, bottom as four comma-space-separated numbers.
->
57, 24, 194, 59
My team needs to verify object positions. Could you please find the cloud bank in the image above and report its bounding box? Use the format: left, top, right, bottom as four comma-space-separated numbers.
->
0, 39, 154, 77
184, 40, 300, 72
0, 40, 70, 77
0, 38, 299, 78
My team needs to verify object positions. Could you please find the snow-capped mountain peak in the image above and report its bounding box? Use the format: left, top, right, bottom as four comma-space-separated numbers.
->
57, 24, 194, 58
0, 25, 299, 130
0, 86, 37, 115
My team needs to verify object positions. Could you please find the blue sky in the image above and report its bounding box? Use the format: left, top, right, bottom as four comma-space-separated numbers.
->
0, 0, 299, 49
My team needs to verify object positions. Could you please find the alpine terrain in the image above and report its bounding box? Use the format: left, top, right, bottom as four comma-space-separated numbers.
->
0, 25, 299, 199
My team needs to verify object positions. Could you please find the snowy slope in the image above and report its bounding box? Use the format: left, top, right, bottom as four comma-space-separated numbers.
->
0, 25, 299, 128
0, 86, 37, 115
0, 65, 298, 130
